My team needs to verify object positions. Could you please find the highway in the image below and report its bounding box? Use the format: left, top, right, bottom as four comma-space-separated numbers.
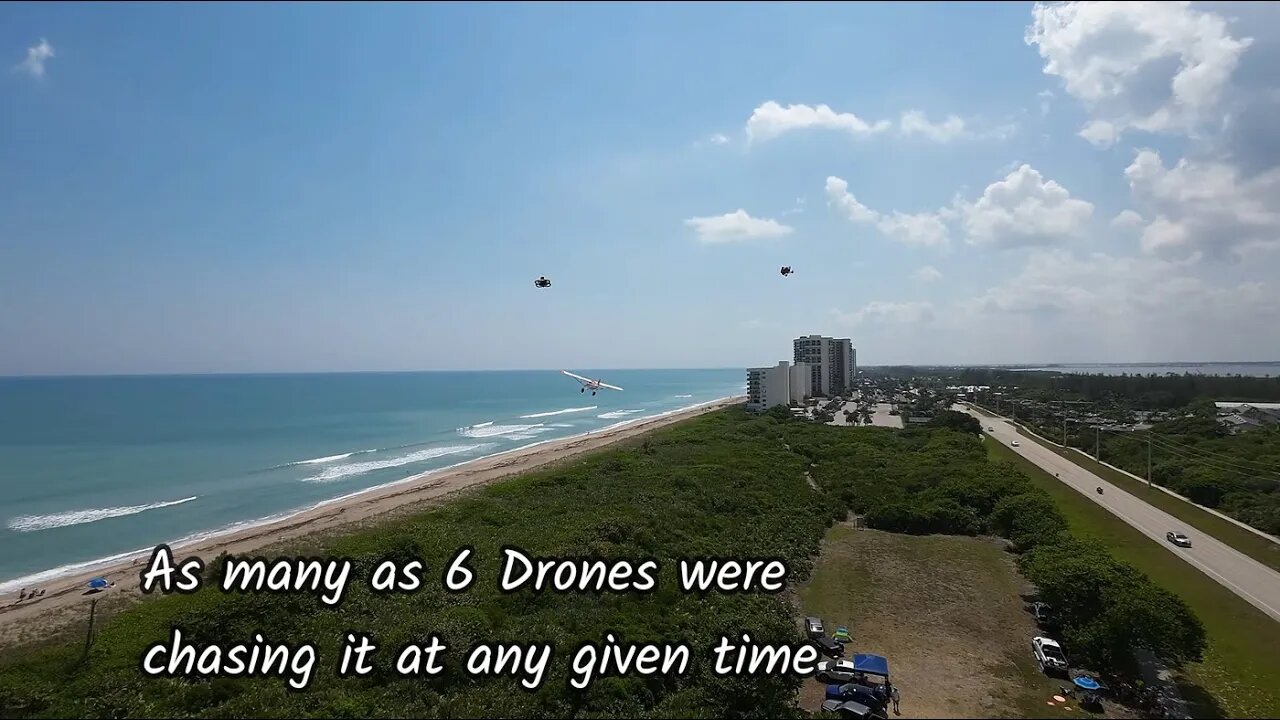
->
961, 404, 1280, 623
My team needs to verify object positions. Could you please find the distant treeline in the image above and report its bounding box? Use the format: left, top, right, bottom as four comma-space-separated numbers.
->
956, 369, 1280, 408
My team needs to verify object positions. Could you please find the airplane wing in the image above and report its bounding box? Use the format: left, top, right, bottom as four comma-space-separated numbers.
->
561, 370, 592, 385
598, 382, 624, 392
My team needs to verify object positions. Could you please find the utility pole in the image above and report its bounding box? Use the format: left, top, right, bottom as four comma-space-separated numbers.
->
1095, 426, 1100, 460
1062, 399, 1067, 447
1152, 435, 1162, 484
82, 597, 97, 663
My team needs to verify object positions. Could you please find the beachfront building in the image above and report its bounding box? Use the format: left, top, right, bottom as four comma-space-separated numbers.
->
747, 362, 793, 412
793, 335, 856, 397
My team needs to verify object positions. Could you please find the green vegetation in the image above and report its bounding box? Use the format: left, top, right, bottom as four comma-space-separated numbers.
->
956, 368, 1280, 407
0, 409, 1228, 718
1011, 422, 1280, 573
987, 439, 1280, 719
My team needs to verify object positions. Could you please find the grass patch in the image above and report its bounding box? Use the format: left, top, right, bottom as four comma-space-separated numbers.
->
795, 525, 1079, 719
1010, 425, 1280, 573
986, 438, 1280, 719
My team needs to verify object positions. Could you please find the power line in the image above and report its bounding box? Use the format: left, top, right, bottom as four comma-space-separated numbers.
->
1101, 426, 1280, 474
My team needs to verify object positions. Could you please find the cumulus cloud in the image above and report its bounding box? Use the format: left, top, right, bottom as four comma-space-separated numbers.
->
966, 248, 1275, 323
957, 164, 1095, 248
1123, 148, 1280, 258
1110, 209, 1145, 228
15, 38, 54, 79
683, 209, 793, 242
745, 101, 891, 143
827, 164, 1093, 250
1026, 1, 1253, 142
899, 110, 967, 142
914, 266, 943, 282
825, 177, 951, 247
833, 300, 936, 326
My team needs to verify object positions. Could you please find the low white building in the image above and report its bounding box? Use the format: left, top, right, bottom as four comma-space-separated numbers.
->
747, 361, 811, 412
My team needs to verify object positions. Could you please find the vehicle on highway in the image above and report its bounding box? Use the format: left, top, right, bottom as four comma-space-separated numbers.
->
805, 616, 825, 638
814, 636, 844, 658
1167, 531, 1192, 548
1033, 636, 1069, 676
815, 659, 859, 684
987, 426, 994, 431
1011, 440, 1020, 447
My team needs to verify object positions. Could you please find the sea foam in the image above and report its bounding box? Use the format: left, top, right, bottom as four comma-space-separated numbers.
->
7, 496, 199, 533
303, 444, 492, 483
519, 406, 596, 419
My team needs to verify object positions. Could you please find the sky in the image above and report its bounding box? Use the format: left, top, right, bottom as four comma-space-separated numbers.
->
2, 1, 1279, 374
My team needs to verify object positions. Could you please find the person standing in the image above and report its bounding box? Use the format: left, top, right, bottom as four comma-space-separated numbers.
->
891, 684, 901, 715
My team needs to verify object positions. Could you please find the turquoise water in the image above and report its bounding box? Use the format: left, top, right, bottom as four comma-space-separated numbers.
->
0, 370, 745, 590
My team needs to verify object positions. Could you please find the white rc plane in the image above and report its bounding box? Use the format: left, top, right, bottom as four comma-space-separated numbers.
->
561, 370, 624, 396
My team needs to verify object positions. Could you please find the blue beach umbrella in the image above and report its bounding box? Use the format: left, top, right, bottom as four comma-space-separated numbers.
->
87, 577, 109, 590
1073, 675, 1101, 691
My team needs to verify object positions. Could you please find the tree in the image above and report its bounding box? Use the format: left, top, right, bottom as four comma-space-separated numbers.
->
766, 404, 793, 422
928, 410, 982, 435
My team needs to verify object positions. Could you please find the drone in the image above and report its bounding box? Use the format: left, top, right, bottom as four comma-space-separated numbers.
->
780, 266, 794, 277
534, 276, 551, 288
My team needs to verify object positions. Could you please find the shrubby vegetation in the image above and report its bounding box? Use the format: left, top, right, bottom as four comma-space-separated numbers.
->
0, 409, 1209, 717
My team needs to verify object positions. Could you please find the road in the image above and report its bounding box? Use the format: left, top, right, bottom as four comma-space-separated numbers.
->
961, 404, 1280, 623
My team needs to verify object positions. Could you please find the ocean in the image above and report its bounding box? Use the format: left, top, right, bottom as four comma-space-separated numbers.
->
0, 369, 745, 591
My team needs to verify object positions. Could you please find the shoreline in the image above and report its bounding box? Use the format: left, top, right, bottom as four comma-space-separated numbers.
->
0, 395, 745, 648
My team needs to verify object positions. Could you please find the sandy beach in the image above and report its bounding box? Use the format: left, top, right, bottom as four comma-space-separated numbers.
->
0, 396, 745, 648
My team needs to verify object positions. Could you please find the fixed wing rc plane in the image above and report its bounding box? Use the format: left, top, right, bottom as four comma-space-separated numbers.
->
561, 370, 624, 396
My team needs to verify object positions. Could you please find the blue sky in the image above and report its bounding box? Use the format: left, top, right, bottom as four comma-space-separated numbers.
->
2, 2, 1278, 374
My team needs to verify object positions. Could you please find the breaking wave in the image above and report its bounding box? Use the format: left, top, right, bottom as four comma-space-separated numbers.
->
598, 409, 644, 419
519, 406, 596, 419
458, 422, 546, 439
303, 444, 492, 483
8, 496, 199, 533
286, 449, 377, 466
674, 394, 693, 398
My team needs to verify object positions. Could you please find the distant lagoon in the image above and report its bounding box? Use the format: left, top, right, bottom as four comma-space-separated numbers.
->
1004, 362, 1280, 377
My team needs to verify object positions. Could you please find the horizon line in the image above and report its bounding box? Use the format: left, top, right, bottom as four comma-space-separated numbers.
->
3, 360, 1278, 380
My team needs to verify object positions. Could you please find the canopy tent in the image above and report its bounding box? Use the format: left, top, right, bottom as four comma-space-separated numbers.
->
851, 653, 890, 678
87, 577, 109, 590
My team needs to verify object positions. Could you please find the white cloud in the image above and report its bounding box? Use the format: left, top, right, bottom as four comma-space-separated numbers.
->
1078, 119, 1118, 148
746, 101, 891, 143
914, 266, 943, 282
825, 176, 951, 247
683, 209, 793, 242
780, 197, 807, 217
1026, 1, 1253, 142
826, 164, 1092, 250
957, 164, 1094, 248
966, 249, 1275, 323
1123, 148, 1280, 258
1038, 90, 1055, 116
1110, 209, 1145, 228
709, 133, 729, 145
833, 300, 936, 326
899, 110, 967, 142
15, 38, 54, 79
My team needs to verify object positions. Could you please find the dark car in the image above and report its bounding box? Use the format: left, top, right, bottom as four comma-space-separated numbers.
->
825, 683, 884, 710
805, 616, 825, 639
813, 636, 843, 658
820, 699, 882, 719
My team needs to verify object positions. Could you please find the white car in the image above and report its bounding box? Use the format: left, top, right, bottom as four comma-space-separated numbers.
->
814, 659, 860, 684
1033, 636, 1069, 675
1011, 440, 1020, 447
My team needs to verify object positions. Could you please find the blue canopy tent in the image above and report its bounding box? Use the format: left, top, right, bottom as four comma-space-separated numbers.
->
1073, 676, 1101, 691
87, 577, 109, 590
851, 653, 890, 679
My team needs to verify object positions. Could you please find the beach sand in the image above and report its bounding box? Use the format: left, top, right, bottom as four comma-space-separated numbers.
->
0, 396, 745, 649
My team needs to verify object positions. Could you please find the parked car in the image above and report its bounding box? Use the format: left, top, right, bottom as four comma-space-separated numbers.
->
832, 625, 852, 644
820, 699, 882, 719
825, 683, 883, 710
814, 659, 859, 684
813, 636, 844, 658
1033, 636, 1069, 675
805, 616, 825, 638
1166, 531, 1192, 548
